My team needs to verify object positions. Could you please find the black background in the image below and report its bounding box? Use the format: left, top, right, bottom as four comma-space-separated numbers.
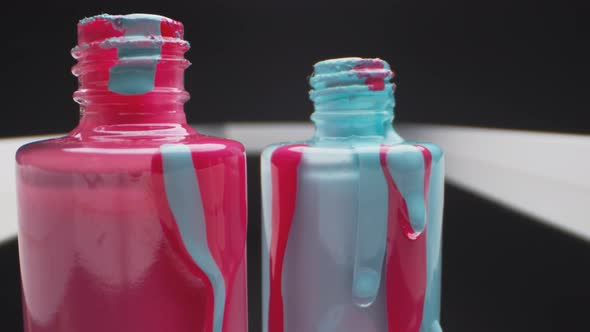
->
0, 1, 587, 331
0, 0, 585, 137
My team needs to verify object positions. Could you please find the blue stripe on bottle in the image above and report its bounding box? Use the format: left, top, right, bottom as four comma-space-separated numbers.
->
100, 14, 164, 95
160, 143, 226, 332
419, 144, 444, 332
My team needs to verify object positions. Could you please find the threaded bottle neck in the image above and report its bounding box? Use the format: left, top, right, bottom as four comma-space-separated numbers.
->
72, 14, 190, 114
309, 58, 396, 139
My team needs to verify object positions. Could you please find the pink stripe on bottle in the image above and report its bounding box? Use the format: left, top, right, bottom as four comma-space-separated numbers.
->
190, 143, 249, 332
268, 144, 307, 332
381, 145, 432, 332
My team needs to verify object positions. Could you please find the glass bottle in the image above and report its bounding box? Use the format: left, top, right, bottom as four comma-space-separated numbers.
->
16, 14, 248, 332
261, 58, 444, 332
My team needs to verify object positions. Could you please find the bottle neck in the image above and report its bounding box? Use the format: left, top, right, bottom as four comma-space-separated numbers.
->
71, 104, 193, 140
311, 111, 395, 139
70, 14, 193, 139
73, 94, 192, 138
78, 100, 188, 125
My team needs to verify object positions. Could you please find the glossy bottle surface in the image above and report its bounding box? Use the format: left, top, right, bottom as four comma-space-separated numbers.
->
16, 14, 247, 332
261, 58, 444, 332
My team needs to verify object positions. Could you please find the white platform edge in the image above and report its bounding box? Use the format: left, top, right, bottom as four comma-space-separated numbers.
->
2, 123, 589, 243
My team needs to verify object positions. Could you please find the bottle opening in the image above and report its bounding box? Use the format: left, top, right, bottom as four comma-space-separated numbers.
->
309, 58, 397, 139
72, 14, 190, 105
309, 57, 395, 113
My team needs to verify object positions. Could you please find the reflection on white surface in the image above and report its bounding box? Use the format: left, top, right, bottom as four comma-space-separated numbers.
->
1, 123, 589, 243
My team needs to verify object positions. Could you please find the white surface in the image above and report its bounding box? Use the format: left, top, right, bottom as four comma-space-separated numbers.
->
0, 135, 58, 243
397, 124, 590, 242
221, 122, 314, 154
2, 123, 589, 243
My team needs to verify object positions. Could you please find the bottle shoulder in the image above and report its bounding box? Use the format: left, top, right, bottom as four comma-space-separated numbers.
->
261, 140, 443, 165
408, 141, 443, 161
16, 134, 245, 173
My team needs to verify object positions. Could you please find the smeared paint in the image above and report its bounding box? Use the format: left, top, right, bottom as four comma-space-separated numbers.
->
381, 144, 432, 332
104, 15, 162, 95
107, 44, 161, 95
309, 57, 394, 113
351, 146, 390, 307
268, 144, 307, 332
160, 144, 226, 332
78, 14, 185, 95
352, 59, 388, 91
